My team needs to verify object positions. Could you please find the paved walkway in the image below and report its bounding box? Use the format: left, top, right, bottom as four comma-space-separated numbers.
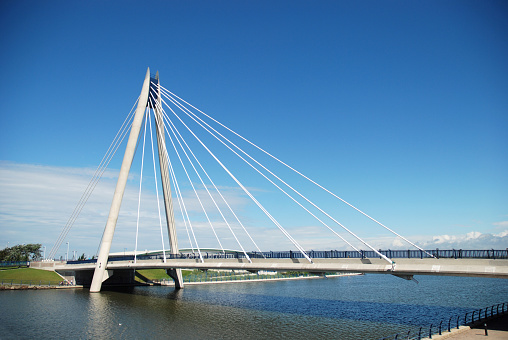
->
425, 314, 508, 339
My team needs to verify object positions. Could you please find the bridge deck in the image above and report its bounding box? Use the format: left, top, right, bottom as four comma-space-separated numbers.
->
51, 258, 508, 279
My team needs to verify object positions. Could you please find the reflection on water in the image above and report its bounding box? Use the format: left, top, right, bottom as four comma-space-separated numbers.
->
0, 275, 506, 339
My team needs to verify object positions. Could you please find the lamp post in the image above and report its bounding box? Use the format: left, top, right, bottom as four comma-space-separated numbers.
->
43, 246, 46, 260
66, 242, 69, 261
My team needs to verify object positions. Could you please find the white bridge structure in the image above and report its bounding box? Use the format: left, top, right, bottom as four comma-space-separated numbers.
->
41, 68, 508, 290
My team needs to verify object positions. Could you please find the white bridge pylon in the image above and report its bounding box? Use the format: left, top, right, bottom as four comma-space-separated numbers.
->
91, 69, 184, 292
84, 67, 432, 292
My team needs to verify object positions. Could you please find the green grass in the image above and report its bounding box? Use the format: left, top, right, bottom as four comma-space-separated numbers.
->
135, 269, 199, 281
0, 266, 25, 270
135, 269, 171, 281
0, 268, 62, 283
181, 270, 197, 277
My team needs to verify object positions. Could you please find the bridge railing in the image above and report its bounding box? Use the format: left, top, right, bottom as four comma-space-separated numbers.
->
378, 302, 507, 340
0, 261, 29, 267
61, 249, 508, 265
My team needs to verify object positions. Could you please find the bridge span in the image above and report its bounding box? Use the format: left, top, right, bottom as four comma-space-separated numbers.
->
75, 257, 508, 278
32, 251, 508, 286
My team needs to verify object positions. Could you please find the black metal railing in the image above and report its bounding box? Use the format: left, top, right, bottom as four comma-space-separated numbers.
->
60, 248, 508, 265
131, 248, 508, 261
0, 261, 29, 267
3, 247, 499, 265
378, 302, 507, 340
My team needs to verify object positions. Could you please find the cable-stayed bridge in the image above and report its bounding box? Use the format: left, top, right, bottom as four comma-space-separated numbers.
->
40, 68, 508, 291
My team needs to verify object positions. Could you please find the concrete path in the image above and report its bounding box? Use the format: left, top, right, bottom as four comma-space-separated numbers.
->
424, 314, 508, 339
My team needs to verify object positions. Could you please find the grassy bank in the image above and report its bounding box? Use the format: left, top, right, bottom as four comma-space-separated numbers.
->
0, 267, 63, 285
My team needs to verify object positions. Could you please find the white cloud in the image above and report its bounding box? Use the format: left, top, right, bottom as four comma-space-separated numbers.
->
493, 221, 508, 228
416, 230, 508, 249
2, 161, 506, 259
495, 230, 508, 237
391, 238, 404, 248
465, 231, 482, 240
0, 161, 252, 258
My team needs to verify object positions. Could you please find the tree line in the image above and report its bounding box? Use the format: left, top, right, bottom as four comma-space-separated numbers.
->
0, 244, 42, 262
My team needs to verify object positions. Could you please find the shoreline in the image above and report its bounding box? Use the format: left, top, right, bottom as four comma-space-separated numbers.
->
0, 285, 83, 290
0, 272, 362, 290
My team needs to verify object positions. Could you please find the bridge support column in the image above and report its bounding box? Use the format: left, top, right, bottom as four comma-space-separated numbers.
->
166, 269, 183, 288
153, 72, 184, 289
90, 68, 152, 293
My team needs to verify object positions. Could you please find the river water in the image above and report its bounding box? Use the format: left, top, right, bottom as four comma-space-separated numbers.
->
1, 274, 506, 339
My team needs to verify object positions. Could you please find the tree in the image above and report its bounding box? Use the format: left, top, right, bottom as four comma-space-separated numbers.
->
0, 244, 42, 261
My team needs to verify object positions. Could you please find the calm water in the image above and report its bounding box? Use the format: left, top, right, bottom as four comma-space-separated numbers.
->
1, 274, 507, 339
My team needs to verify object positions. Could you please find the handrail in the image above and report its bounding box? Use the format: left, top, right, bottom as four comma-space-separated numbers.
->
378, 302, 508, 340
0, 261, 29, 267
59, 249, 508, 264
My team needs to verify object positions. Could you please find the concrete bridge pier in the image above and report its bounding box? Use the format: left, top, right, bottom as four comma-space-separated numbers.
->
166, 268, 183, 289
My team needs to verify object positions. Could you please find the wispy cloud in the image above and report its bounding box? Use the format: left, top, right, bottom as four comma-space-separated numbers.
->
493, 221, 508, 228
416, 229, 508, 249
0, 161, 252, 257
1, 161, 506, 259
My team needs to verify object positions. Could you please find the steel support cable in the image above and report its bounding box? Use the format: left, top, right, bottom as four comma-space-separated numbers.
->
156, 108, 196, 253
166, 107, 264, 258
149, 100, 209, 261
48, 100, 139, 259
149, 91, 222, 254
155, 93, 265, 261
160, 95, 310, 260
159, 96, 312, 263
154, 103, 202, 259
160, 116, 206, 262
168, 152, 196, 253
165, 116, 249, 260
86, 112, 138, 259
148, 91, 197, 254
160, 94, 321, 258
134, 109, 149, 263
159, 86, 432, 259
150, 90, 198, 253
155, 93, 263, 257
162, 131, 201, 257
51, 107, 136, 260
50, 112, 135, 259
154, 95, 253, 262
162, 92, 364, 256
94, 110, 149, 259
157, 99, 225, 255
153, 91, 252, 256
146, 106, 167, 263
164, 135, 197, 253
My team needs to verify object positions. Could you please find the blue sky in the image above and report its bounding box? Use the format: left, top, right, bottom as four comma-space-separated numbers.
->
1, 1, 507, 258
